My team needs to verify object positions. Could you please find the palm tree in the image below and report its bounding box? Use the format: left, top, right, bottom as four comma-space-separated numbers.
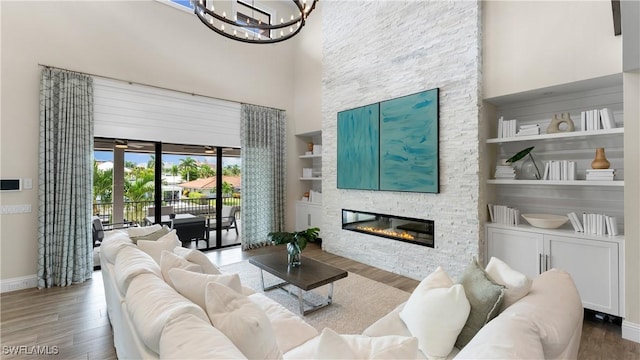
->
147, 155, 155, 169
200, 164, 216, 178
124, 173, 154, 202
179, 157, 199, 182
227, 164, 241, 176
124, 173, 154, 222
221, 181, 233, 196
124, 160, 137, 170
93, 161, 113, 203
170, 164, 180, 177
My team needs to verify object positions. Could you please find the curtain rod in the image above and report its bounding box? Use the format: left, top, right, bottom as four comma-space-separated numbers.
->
37, 63, 286, 111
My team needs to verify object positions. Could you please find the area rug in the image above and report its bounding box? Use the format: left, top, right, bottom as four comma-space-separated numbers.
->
220, 260, 411, 334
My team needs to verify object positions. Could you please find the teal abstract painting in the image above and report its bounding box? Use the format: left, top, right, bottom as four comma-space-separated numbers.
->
379, 89, 439, 193
337, 104, 379, 190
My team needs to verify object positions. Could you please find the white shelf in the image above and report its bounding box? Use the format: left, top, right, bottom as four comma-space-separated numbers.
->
299, 154, 322, 159
487, 179, 624, 186
486, 127, 624, 143
486, 222, 624, 244
299, 177, 323, 181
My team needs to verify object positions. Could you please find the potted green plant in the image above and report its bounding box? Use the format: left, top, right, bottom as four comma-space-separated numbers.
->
268, 227, 320, 267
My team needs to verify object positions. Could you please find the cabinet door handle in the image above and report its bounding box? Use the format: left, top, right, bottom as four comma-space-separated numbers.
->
307, 214, 311, 226
539, 253, 543, 274
545, 254, 550, 271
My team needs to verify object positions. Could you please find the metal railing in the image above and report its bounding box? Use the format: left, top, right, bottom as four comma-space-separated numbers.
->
93, 196, 241, 225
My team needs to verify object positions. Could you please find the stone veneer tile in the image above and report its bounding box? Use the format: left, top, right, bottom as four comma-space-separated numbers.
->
321, 1, 483, 281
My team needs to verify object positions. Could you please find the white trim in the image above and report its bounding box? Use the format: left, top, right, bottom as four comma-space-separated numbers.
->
0, 275, 38, 293
622, 321, 640, 343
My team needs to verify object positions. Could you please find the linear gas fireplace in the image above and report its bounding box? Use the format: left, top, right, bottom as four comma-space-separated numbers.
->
342, 209, 434, 248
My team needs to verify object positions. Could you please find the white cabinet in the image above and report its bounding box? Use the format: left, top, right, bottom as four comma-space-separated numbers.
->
486, 226, 543, 278
486, 224, 621, 316
295, 202, 322, 234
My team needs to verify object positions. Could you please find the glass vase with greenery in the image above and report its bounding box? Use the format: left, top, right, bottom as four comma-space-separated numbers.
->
268, 227, 320, 267
506, 146, 542, 180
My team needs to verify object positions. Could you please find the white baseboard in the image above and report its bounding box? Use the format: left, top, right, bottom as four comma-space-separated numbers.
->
622, 320, 640, 343
0, 274, 38, 293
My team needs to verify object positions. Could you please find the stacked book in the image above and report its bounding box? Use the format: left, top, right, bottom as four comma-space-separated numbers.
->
580, 108, 616, 131
497, 116, 517, 138
494, 165, 516, 179
516, 124, 540, 136
542, 160, 576, 181
586, 169, 615, 181
488, 204, 520, 226
567, 211, 618, 236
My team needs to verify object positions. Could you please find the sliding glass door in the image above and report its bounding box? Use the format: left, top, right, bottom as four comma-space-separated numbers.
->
93, 138, 241, 250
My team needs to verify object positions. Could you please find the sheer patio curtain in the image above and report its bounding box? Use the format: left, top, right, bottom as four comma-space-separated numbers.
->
240, 104, 286, 250
38, 67, 94, 288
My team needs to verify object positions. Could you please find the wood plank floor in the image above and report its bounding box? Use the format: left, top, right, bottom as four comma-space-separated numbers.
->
1, 243, 638, 359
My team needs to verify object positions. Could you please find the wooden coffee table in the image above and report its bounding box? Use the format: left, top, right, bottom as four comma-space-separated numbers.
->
249, 252, 348, 315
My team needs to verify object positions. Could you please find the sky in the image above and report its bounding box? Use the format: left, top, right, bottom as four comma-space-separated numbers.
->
93, 151, 241, 168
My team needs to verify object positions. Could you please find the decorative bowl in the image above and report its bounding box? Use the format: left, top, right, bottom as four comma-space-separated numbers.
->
521, 213, 569, 229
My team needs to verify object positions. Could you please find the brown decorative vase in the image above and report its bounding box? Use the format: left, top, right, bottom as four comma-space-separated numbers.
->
307, 142, 314, 152
591, 148, 610, 169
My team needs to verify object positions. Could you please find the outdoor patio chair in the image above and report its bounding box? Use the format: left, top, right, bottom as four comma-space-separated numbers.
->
210, 206, 239, 235
147, 205, 175, 217
171, 216, 209, 248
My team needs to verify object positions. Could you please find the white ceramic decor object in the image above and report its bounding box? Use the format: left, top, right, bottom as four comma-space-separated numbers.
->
521, 214, 569, 229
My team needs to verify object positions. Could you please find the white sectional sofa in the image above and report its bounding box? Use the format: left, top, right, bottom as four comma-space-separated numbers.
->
99, 227, 583, 360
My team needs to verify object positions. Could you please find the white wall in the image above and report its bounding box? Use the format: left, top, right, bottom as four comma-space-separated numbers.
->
0, 0, 296, 280
483, 0, 622, 98
321, 0, 482, 280
285, 5, 324, 229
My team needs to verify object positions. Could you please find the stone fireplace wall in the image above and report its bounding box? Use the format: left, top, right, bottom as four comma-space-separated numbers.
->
321, 1, 483, 280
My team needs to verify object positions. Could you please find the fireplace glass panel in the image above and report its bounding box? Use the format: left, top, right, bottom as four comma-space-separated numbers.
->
342, 209, 434, 248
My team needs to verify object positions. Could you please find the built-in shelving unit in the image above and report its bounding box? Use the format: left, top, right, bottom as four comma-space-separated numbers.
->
296, 131, 322, 235
483, 74, 625, 317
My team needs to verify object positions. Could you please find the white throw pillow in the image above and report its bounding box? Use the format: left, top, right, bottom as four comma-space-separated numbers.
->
314, 328, 356, 359
248, 293, 319, 353
399, 267, 470, 359
169, 268, 243, 309
205, 282, 282, 360
160, 313, 246, 359
138, 230, 180, 264
173, 247, 222, 274
485, 257, 532, 311
160, 251, 203, 288
126, 224, 162, 237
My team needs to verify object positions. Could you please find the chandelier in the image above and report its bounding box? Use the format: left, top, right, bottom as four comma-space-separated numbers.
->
192, 0, 318, 44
